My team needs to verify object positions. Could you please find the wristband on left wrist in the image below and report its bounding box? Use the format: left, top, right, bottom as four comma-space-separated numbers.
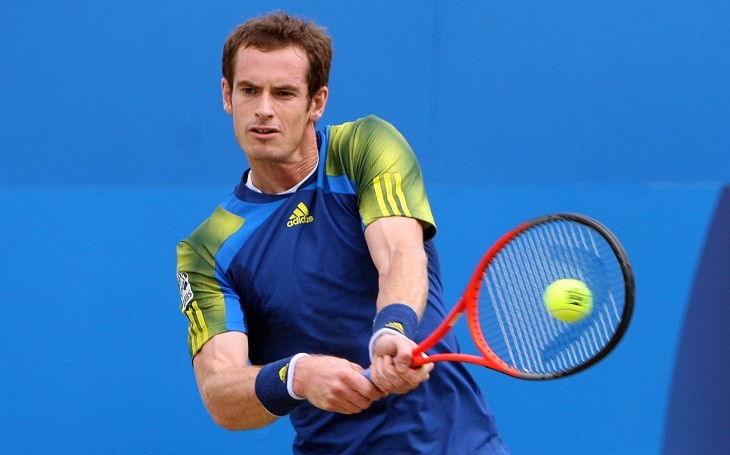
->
368, 303, 419, 361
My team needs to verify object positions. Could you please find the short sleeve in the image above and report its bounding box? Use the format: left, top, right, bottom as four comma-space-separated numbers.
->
176, 206, 247, 357
326, 116, 436, 240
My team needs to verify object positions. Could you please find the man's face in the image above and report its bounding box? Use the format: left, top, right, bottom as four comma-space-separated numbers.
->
222, 45, 327, 164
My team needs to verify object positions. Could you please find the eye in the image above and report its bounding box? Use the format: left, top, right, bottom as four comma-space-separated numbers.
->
240, 87, 256, 95
274, 90, 295, 98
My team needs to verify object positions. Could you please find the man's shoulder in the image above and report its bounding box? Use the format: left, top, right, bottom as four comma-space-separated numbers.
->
324, 115, 404, 168
179, 202, 245, 254
328, 114, 393, 138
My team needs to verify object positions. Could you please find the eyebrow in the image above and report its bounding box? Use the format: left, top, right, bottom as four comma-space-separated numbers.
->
235, 79, 301, 93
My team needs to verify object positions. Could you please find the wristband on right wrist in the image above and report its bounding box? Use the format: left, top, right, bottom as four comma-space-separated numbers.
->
254, 354, 308, 416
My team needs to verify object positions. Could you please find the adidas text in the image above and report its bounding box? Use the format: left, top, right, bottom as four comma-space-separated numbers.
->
287, 215, 314, 227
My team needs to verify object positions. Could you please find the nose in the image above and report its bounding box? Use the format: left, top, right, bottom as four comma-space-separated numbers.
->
255, 92, 274, 119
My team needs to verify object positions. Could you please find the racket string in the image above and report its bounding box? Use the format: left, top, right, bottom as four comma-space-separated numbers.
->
478, 219, 626, 376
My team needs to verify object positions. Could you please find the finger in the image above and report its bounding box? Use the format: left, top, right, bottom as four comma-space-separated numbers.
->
379, 356, 414, 392
348, 380, 382, 410
356, 374, 387, 401
409, 358, 433, 376
326, 387, 374, 414
391, 361, 432, 390
392, 340, 415, 374
370, 356, 391, 390
395, 358, 411, 374
343, 396, 374, 413
348, 362, 387, 400
372, 356, 399, 392
332, 402, 362, 414
421, 361, 434, 374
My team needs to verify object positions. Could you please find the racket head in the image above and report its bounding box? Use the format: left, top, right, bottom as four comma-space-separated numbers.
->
464, 213, 634, 380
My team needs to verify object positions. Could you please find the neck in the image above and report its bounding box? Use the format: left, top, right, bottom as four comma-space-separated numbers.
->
249, 124, 319, 194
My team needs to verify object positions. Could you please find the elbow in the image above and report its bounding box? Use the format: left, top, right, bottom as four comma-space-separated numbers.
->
208, 407, 274, 431
210, 413, 242, 431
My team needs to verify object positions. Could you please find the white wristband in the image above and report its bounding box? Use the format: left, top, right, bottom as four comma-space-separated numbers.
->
286, 353, 310, 401
368, 328, 408, 362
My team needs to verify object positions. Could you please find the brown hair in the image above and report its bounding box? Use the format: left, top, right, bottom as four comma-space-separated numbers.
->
222, 11, 333, 99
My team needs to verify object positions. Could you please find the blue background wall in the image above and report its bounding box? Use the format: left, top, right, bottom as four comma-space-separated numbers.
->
1, 1, 728, 453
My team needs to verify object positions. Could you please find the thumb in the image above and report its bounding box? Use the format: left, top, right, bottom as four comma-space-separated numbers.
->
394, 342, 414, 373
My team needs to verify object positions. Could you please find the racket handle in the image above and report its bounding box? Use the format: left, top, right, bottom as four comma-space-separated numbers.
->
362, 350, 427, 381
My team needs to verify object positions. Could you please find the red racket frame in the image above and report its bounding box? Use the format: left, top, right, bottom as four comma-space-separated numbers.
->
411, 222, 528, 377
410, 214, 634, 380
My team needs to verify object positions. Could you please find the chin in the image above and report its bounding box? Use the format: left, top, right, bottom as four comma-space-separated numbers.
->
245, 149, 289, 164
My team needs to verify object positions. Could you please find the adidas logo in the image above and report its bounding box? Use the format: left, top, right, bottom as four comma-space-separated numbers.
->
278, 364, 289, 383
287, 202, 314, 227
384, 321, 405, 335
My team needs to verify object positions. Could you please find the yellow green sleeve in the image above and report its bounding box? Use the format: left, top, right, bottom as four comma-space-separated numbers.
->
326, 115, 436, 239
176, 206, 246, 357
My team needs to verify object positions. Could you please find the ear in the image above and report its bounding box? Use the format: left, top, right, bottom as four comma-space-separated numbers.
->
221, 77, 233, 114
309, 86, 329, 122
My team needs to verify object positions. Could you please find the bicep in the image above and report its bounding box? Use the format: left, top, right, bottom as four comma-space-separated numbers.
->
364, 216, 425, 272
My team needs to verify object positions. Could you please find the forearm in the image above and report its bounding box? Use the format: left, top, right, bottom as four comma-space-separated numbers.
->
365, 217, 429, 317
198, 365, 277, 430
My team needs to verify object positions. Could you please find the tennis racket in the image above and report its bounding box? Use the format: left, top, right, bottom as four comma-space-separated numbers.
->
368, 213, 634, 380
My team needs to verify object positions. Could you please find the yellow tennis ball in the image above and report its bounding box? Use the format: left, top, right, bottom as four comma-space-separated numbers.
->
543, 279, 593, 323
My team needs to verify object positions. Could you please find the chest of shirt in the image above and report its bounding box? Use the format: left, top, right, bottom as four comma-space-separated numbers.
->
224, 188, 380, 361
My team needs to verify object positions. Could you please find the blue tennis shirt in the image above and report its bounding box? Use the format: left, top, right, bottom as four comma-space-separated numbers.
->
177, 116, 509, 454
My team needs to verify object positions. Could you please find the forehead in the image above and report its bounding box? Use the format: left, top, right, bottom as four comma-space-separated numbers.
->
233, 45, 309, 85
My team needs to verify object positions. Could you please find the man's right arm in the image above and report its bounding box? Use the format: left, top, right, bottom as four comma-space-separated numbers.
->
193, 331, 275, 430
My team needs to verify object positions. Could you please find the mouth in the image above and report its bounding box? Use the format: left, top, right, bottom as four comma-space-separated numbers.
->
249, 126, 280, 137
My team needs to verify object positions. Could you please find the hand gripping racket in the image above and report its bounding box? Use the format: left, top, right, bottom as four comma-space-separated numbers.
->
369, 213, 634, 380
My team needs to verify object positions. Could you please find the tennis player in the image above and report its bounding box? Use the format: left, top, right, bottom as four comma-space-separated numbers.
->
176, 11, 509, 454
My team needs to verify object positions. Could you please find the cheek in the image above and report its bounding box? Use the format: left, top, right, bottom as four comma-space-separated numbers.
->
230, 112, 251, 146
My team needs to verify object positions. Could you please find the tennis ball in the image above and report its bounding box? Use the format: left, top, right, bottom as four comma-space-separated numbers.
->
543, 279, 593, 323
